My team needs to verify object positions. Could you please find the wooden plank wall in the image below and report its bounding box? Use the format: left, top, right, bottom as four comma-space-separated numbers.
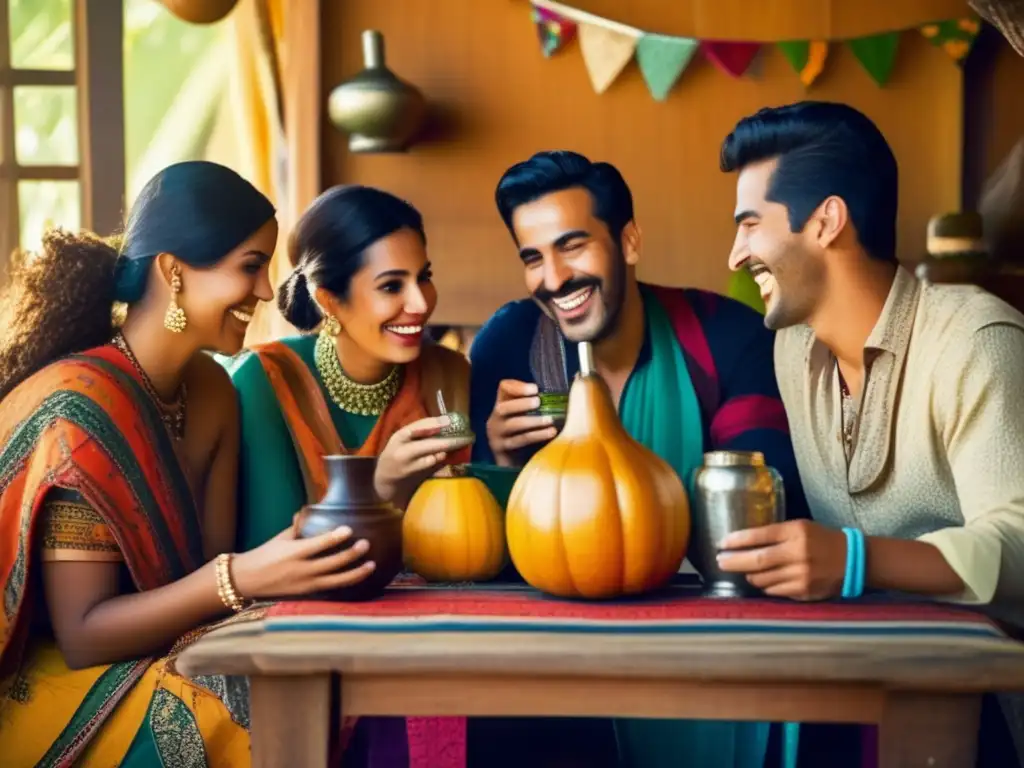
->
321, 0, 964, 325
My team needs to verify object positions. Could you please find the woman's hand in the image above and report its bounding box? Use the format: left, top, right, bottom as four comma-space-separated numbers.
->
231, 524, 376, 599
375, 415, 475, 506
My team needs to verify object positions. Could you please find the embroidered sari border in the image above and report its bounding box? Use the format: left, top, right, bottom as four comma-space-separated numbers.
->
34, 658, 152, 768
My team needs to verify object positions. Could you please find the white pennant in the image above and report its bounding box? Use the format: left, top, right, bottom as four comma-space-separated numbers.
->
578, 21, 639, 94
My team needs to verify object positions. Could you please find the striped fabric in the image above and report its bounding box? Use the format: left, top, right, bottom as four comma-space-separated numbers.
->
265, 577, 1005, 640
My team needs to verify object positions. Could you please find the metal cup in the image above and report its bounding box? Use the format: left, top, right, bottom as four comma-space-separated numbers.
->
688, 451, 785, 598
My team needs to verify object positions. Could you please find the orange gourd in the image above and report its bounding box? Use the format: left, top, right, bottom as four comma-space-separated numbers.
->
403, 469, 507, 582
505, 342, 690, 599
159, 0, 239, 24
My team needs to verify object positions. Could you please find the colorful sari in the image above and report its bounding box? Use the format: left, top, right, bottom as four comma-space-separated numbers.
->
231, 337, 471, 767
251, 340, 471, 502
0, 345, 255, 767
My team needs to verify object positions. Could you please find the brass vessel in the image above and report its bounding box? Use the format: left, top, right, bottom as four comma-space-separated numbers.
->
328, 30, 427, 153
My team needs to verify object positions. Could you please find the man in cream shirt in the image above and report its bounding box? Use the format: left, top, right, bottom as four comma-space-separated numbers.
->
713, 99, 1024, 765
713, 100, 1024, 627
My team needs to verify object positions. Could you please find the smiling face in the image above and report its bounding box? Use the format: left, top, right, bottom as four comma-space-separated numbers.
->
511, 187, 637, 344
326, 227, 437, 366
728, 158, 825, 330
176, 217, 278, 354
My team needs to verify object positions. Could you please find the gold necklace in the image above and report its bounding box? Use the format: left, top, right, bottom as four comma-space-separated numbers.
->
111, 332, 188, 440
313, 329, 401, 416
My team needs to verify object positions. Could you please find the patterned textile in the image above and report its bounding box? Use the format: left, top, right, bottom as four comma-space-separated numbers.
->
0, 345, 252, 766
265, 578, 1007, 640
40, 487, 124, 562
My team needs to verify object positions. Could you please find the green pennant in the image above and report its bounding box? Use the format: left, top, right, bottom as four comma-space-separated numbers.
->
847, 32, 901, 86
919, 18, 980, 63
776, 40, 829, 87
777, 40, 810, 72
635, 34, 699, 101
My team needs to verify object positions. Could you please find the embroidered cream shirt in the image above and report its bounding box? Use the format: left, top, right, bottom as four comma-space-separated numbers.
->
775, 266, 1024, 625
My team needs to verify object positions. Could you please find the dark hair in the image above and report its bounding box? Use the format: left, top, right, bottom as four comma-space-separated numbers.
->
494, 151, 635, 244
278, 184, 426, 331
115, 160, 276, 301
720, 101, 898, 264
0, 161, 275, 399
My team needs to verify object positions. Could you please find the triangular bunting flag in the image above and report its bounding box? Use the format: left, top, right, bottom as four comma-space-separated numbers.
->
532, 5, 577, 58
919, 17, 981, 63
636, 34, 699, 101
776, 41, 829, 87
578, 22, 639, 94
702, 42, 761, 78
847, 32, 900, 86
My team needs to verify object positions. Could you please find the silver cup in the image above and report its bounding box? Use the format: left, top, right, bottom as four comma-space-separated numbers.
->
688, 451, 785, 598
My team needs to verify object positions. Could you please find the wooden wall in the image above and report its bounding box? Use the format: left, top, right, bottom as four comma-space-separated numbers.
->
321, 0, 965, 325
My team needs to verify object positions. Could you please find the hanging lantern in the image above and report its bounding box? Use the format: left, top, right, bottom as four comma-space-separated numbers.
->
328, 30, 428, 153
158, 0, 239, 25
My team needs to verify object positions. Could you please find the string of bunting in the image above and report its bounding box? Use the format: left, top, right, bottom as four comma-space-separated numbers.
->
530, 0, 981, 101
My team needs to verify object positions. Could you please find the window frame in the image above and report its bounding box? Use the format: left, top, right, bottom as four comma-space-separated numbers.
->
0, 0, 124, 267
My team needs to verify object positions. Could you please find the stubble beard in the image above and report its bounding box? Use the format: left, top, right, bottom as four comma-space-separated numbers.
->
561, 256, 627, 345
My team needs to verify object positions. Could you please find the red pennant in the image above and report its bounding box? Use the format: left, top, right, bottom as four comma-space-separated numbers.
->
532, 5, 577, 58
702, 41, 761, 78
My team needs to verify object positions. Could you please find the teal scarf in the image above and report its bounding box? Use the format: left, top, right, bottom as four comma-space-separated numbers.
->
613, 285, 774, 768
619, 285, 705, 493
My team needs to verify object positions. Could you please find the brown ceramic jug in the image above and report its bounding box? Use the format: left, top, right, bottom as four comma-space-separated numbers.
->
294, 455, 403, 601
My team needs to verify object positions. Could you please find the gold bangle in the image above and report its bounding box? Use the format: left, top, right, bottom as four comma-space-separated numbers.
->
214, 553, 247, 613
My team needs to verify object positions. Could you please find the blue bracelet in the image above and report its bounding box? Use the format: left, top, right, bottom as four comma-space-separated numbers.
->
841, 527, 866, 599
852, 528, 866, 598
841, 527, 857, 598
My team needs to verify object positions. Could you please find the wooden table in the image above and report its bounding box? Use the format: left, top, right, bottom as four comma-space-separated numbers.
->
176, 596, 1024, 768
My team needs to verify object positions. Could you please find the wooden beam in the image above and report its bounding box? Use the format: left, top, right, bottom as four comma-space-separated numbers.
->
75, 0, 125, 236
282, 0, 322, 238
0, 69, 76, 87
0, 165, 79, 181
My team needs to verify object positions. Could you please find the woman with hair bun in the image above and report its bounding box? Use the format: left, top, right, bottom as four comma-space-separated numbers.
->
229, 184, 473, 550
228, 183, 473, 765
0, 161, 378, 766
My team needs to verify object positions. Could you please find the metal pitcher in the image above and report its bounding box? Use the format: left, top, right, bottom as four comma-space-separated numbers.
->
689, 451, 785, 598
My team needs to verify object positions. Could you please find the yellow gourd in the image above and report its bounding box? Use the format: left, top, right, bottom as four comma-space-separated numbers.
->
403, 469, 507, 582
505, 342, 690, 599
159, 0, 239, 24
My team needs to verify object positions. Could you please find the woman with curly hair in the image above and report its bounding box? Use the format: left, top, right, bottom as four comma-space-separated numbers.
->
0, 161, 377, 766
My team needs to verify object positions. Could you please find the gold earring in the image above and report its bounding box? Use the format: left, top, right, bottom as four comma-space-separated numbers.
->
324, 316, 341, 336
164, 266, 187, 333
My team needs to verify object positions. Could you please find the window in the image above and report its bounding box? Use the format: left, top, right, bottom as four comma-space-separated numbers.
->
123, 0, 238, 205
1, 0, 235, 270
1, 0, 123, 265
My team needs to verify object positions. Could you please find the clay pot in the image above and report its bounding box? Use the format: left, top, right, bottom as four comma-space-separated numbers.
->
294, 455, 403, 601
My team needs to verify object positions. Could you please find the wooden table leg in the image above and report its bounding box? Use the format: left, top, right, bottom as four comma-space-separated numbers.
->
250, 674, 332, 768
878, 692, 982, 767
